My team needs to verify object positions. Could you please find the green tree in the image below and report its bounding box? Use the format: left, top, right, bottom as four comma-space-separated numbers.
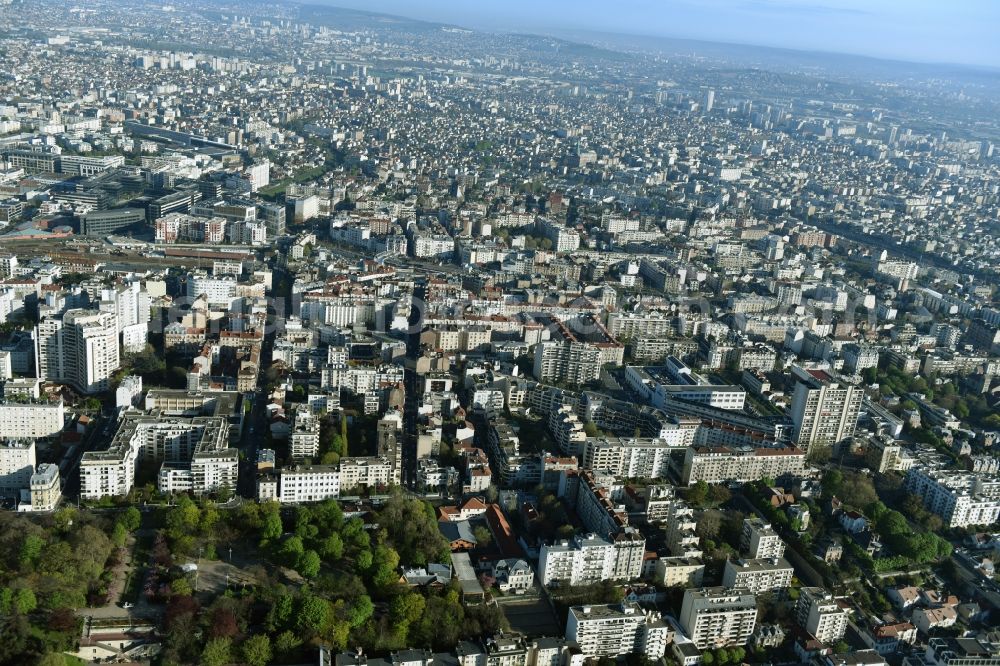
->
201, 637, 232, 666
347, 594, 375, 628
280, 536, 305, 568
473, 526, 493, 546
687, 480, 709, 507
260, 501, 283, 542
166, 496, 201, 538
19, 534, 44, 567
242, 634, 273, 666
297, 594, 332, 636
120, 506, 142, 532
111, 522, 128, 548
274, 630, 301, 654
299, 550, 321, 578
13, 589, 36, 615
266, 593, 294, 632
320, 533, 344, 560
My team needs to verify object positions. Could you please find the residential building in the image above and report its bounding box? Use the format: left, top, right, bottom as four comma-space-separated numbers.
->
29, 463, 61, 511
566, 602, 671, 659
722, 557, 794, 595
789, 368, 862, 451
796, 587, 848, 644
678, 587, 758, 650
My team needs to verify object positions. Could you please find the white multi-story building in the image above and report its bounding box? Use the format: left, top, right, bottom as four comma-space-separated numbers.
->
533, 340, 602, 386
681, 445, 807, 486
722, 558, 794, 595
81, 413, 237, 500
581, 436, 688, 479
842, 343, 879, 374
905, 466, 1000, 528
289, 407, 321, 461
679, 587, 758, 650
278, 465, 341, 503
36, 309, 120, 394
0, 439, 36, 497
537, 532, 643, 586
0, 399, 64, 439
338, 456, 397, 492
741, 517, 786, 559
796, 587, 848, 644
789, 368, 862, 451
186, 273, 237, 307
566, 603, 671, 659
413, 233, 455, 259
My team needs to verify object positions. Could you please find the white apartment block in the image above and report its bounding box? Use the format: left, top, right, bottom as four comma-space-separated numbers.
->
290, 408, 321, 461
279, 465, 341, 503
796, 587, 848, 644
186, 273, 237, 306
681, 445, 807, 486
36, 309, 120, 394
0, 398, 64, 439
790, 369, 862, 451
338, 456, 397, 492
0, 439, 36, 497
905, 466, 1000, 528
533, 340, 603, 386
81, 413, 237, 500
722, 557, 794, 595
566, 603, 671, 659
679, 587, 758, 650
741, 517, 786, 559
537, 532, 643, 587
581, 436, 684, 479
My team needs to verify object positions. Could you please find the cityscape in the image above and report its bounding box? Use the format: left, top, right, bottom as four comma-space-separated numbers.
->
0, 0, 999, 665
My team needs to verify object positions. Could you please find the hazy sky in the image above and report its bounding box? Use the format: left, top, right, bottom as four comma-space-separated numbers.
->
324, 0, 1000, 68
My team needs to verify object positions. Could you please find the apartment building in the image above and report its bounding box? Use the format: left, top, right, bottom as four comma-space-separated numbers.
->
278, 465, 341, 503
566, 602, 671, 659
29, 463, 61, 511
289, 407, 321, 461
681, 445, 807, 486
0, 439, 36, 497
722, 557, 794, 595
537, 532, 644, 587
679, 587, 758, 650
741, 517, 786, 559
0, 398, 64, 439
36, 309, 120, 394
81, 413, 237, 499
904, 466, 1000, 528
796, 587, 848, 644
581, 436, 685, 479
533, 340, 603, 386
789, 368, 862, 451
